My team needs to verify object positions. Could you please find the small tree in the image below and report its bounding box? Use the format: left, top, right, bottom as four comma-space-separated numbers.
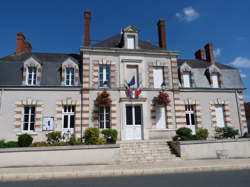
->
84, 128, 100, 145
196, 128, 209, 140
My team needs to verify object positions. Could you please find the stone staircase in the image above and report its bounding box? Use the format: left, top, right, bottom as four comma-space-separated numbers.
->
119, 140, 178, 163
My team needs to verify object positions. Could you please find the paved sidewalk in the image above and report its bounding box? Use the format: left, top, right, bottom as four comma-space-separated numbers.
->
1, 158, 250, 181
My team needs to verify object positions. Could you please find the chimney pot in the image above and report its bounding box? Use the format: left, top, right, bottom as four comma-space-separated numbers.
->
195, 49, 206, 60
84, 10, 91, 46
157, 19, 167, 49
204, 43, 215, 63
16, 32, 32, 54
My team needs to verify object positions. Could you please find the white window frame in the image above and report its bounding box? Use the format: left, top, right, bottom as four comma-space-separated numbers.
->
26, 67, 37, 86
127, 35, 135, 49
185, 105, 196, 125
183, 72, 191, 88
65, 68, 75, 86
99, 106, 111, 129
23, 106, 36, 132
215, 104, 225, 127
62, 106, 75, 131
211, 73, 219, 88
153, 67, 164, 89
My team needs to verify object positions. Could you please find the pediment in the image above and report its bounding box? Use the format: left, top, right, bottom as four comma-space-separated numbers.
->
123, 25, 139, 33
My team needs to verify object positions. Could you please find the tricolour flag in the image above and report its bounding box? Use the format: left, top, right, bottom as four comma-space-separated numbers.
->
134, 84, 142, 97
128, 76, 135, 87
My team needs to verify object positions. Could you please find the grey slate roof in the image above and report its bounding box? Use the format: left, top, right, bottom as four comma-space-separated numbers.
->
177, 59, 244, 89
92, 34, 161, 50
0, 52, 81, 86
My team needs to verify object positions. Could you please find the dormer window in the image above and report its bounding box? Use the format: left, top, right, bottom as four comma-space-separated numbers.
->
27, 67, 37, 86
65, 68, 75, 86
211, 73, 219, 88
127, 35, 135, 49
122, 25, 139, 49
183, 72, 191, 88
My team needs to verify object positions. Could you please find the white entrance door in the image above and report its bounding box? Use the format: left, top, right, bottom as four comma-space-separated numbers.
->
185, 105, 196, 134
215, 105, 225, 127
155, 106, 166, 129
125, 105, 142, 140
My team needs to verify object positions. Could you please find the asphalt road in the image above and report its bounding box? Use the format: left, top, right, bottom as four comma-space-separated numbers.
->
1, 169, 250, 187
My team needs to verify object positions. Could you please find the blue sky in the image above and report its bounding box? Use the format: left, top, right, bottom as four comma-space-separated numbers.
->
0, 0, 249, 101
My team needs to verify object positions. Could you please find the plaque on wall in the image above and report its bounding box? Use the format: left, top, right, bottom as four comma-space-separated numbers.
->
42, 117, 54, 131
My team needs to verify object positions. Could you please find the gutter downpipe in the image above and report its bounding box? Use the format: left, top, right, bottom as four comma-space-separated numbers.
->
235, 90, 243, 136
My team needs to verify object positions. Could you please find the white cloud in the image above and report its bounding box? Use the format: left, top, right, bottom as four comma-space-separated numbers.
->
231, 56, 250, 68
240, 73, 247, 78
176, 6, 200, 22
214, 48, 221, 57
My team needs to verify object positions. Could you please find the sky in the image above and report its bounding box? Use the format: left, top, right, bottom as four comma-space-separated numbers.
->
0, 0, 249, 101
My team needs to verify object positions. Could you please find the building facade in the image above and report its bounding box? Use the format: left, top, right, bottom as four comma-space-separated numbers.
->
0, 10, 248, 142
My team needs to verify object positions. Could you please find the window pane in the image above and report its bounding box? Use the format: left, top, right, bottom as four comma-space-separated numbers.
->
134, 106, 142, 125
183, 72, 191, 88
30, 114, 35, 123
106, 65, 110, 87
63, 115, 68, 128
70, 115, 75, 128
24, 115, 29, 123
126, 106, 133, 125
186, 114, 190, 125
31, 107, 35, 114
99, 65, 103, 87
191, 114, 195, 125
127, 35, 135, 49
24, 107, 29, 114
30, 122, 35, 131
72, 106, 75, 113
23, 123, 29, 131
105, 106, 111, 129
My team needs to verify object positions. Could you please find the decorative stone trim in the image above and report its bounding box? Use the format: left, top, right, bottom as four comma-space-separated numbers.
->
238, 92, 248, 133
209, 98, 231, 127
61, 58, 80, 86
178, 62, 195, 87
148, 60, 170, 88
171, 59, 179, 89
82, 56, 91, 88
14, 99, 44, 133
55, 98, 81, 138
22, 57, 42, 86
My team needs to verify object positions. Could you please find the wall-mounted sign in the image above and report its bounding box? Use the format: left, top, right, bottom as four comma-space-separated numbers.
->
42, 117, 54, 131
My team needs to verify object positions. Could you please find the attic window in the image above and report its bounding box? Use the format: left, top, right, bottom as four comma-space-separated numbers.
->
127, 35, 135, 49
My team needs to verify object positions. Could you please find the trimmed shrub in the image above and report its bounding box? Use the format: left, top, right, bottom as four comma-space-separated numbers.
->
18, 134, 33, 147
196, 128, 209, 140
215, 127, 239, 139
101, 129, 118, 144
31, 141, 48, 147
84, 128, 100, 145
46, 132, 62, 144
176, 127, 192, 137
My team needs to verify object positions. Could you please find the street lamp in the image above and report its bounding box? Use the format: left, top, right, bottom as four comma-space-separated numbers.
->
161, 82, 166, 91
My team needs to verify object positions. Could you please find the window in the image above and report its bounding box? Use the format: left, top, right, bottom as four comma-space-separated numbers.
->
155, 106, 166, 129
126, 105, 142, 125
99, 106, 111, 129
65, 68, 75, 86
23, 106, 35, 131
215, 105, 225, 127
185, 105, 196, 125
211, 73, 219, 88
153, 67, 164, 88
183, 72, 191, 88
27, 67, 37, 85
99, 65, 110, 88
62, 106, 75, 130
127, 65, 139, 87
127, 35, 135, 49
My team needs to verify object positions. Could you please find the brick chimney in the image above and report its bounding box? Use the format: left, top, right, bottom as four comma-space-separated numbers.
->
84, 10, 91, 46
157, 19, 167, 49
16, 32, 32, 54
194, 49, 206, 60
204, 43, 215, 63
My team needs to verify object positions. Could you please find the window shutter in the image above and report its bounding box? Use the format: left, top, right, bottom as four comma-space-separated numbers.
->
183, 72, 191, 88
212, 74, 219, 88
215, 105, 225, 127
127, 36, 135, 49
153, 67, 163, 88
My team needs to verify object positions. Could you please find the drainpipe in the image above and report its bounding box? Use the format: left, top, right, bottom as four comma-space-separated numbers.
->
80, 88, 83, 141
235, 90, 243, 136
170, 59, 177, 130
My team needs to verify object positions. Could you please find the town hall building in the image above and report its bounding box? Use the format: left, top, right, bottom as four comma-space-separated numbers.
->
0, 10, 247, 142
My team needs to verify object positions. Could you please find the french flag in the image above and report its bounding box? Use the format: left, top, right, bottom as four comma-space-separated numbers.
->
135, 84, 142, 97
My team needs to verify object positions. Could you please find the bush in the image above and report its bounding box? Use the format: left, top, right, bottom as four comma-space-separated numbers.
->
84, 128, 100, 145
215, 127, 239, 139
101, 129, 118, 144
46, 132, 62, 144
96, 137, 106, 144
18, 134, 33, 147
176, 127, 192, 137
241, 132, 250, 138
196, 128, 209, 140
0, 140, 19, 148
31, 141, 49, 147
